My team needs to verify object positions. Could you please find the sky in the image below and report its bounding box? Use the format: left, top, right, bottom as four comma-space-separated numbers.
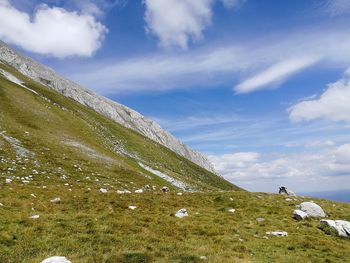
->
1, 0, 350, 193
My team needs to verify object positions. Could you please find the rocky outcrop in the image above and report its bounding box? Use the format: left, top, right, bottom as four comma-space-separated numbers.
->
320, 220, 350, 238
293, 209, 308, 220
298, 202, 326, 218
0, 41, 216, 174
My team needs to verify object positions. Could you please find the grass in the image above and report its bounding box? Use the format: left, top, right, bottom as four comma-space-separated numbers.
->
0, 63, 349, 262
0, 186, 350, 262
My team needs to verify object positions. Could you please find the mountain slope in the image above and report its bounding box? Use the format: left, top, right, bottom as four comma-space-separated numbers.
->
0, 59, 238, 192
0, 40, 216, 174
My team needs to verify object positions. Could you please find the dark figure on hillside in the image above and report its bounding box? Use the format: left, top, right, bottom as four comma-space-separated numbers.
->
279, 186, 296, 196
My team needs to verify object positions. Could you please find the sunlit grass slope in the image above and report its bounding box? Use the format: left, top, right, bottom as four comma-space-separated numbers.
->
1, 63, 350, 263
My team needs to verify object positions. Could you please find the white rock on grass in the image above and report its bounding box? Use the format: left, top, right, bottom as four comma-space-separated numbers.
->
0, 203, 4, 206
29, 215, 40, 219
228, 208, 236, 213
41, 256, 71, 263
266, 231, 288, 237
50, 197, 61, 203
128, 206, 137, 210
99, 188, 108, 193
293, 209, 308, 220
175, 208, 188, 218
320, 220, 350, 237
135, 189, 143, 193
177, 192, 183, 196
199, 256, 207, 260
298, 202, 326, 217
5, 178, 12, 184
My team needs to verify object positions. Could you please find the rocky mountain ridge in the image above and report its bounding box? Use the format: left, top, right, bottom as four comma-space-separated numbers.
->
0, 41, 216, 174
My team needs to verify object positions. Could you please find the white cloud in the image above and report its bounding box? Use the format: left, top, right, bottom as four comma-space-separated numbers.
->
289, 77, 350, 122
144, 0, 213, 49
0, 0, 107, 58
235, 56, 320, 94
209, 144, 350, 192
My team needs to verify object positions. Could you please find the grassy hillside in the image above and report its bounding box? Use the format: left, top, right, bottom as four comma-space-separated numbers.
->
0, 62, 238, 192
1, 186, 350, 262
1, 63, 350, 263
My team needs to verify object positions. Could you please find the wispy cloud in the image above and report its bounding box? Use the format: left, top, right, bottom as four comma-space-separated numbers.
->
69, 25, 350, 94
234, 56, 321, 94
322, 0, 350, 16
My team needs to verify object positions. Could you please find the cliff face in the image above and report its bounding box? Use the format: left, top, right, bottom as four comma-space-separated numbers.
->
0, 41, 217, 174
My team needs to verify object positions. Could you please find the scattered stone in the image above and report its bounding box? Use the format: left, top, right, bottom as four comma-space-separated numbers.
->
199, 256, 207, 261
279, 186, 296, 196
298, 202, 326, 218
30, 194, 36, 198
29, 215, 40, 219
285, 198, 292, 202
135, 189, 143, 193
5, 178, 12, 184
50, 197, 61, 203
0, 203, 4, 206
293, 209, 308, 220
41, 256, 71, 263
175, 208, 188, 218
266, 231, 288, 237
177, 192, 183, 196
116, 190, 125, 194
262, 236, 269, 239
128, 206, 137, 210
161, 186, 169, 193
99, 188, 108, 193
228, 208, 236, 213
256, 218, 265, 222
230, 197, 234, 201
320, 220, 350, 237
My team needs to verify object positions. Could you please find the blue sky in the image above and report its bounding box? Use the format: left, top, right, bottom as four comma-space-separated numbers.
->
1, 0, 350, 192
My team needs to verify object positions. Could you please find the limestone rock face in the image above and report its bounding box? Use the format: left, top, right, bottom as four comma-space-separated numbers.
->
298, 202, 326, 218
41, 256, 71, 263
320, 220, 350, 237
0, 41, 216, 174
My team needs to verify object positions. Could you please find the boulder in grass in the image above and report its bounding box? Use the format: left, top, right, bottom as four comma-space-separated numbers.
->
128, 206, 137, 210
320, 220, 350, 238
266, 231, 288, 237
293, 209, 308, 220
298, 202, 326, 218
135, 189, 143, 193
228, 208, 236, 213
41, 256, 71, 263
50, 197, 61, 203
175, 208, 188, 218
161, 186, 169, 193
99, 188, 108, 193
